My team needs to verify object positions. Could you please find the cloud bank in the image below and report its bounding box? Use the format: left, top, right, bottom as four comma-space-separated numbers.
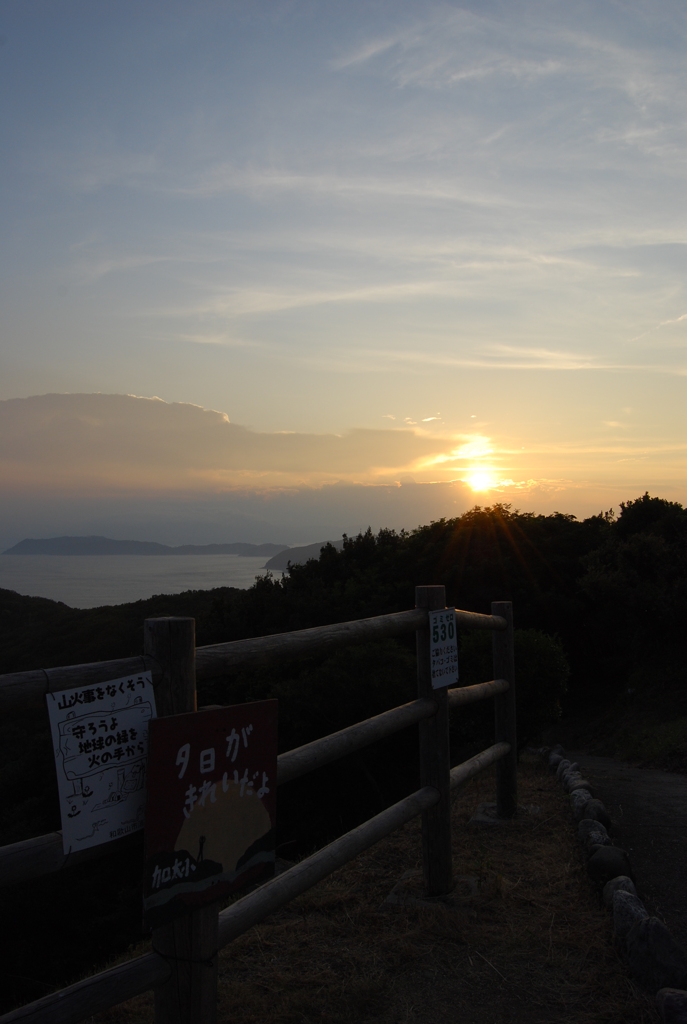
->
0, 393, 483, 548
0, 392, 481, 491
1, 392, 684, 551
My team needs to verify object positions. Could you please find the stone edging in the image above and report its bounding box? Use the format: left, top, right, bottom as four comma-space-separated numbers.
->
539, 745, 687, 1024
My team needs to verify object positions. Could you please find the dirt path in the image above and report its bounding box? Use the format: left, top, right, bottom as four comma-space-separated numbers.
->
93, 757, 655, 1024
569, 751, 687, 950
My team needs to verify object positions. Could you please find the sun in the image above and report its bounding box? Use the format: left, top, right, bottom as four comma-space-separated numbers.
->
466, 470, 495, 492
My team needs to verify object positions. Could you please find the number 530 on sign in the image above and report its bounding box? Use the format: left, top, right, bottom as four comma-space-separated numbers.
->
429, 609, 459, 689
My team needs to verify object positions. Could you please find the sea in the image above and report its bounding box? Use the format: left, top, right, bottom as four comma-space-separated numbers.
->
0, 554, 272, 609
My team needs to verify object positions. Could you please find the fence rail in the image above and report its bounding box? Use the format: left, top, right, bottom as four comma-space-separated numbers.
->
0, 679, 509, 887
0, 589, 516, 1024
0, 607, 506, 713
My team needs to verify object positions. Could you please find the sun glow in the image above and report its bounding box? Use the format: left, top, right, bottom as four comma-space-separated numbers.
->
466, 469, 495, 492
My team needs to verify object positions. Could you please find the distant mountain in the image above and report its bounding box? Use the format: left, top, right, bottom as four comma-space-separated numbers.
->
3, 536, 289, 557
264, 540, 343, 570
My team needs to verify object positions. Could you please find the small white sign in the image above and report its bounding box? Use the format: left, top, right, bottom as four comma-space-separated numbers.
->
46, 672, 156, 854
429, 608, 459, 689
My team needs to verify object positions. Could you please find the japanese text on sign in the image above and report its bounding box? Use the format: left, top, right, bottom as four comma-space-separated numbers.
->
429, 608, 459, 689
144, 700, 277, 928
46, 673, 156, 854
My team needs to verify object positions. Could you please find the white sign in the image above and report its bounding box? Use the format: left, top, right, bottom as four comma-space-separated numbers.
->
429, 608, 459, 689
46, 672, 156, 854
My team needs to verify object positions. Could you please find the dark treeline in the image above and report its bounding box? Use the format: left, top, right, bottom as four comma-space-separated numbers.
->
2, 492, 686, 1010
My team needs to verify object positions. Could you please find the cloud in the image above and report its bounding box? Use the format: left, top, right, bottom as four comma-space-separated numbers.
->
661, 312, 687, 326
333, 6, 686, 109
128, 236, 674, 337
331, 33, 402, 70
299, 343, 687, 376
178, 278, 454, 318
0, 393, 491, 492
629, 309, 687, 345
171, 165, 516, 209
1, 394, 685, 551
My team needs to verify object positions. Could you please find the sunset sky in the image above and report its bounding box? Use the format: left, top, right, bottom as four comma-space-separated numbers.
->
1, 1, 686, 544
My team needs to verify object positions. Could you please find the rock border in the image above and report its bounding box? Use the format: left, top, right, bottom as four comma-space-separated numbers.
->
537, 745, 687, 1022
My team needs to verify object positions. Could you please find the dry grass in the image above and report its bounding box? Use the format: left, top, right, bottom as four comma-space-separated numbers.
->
94, 755, 656, 1024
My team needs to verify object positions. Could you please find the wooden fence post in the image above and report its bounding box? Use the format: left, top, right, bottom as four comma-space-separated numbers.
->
415, 585, 453, 897
144, 617, 219, 1024
491, 601, 517, 818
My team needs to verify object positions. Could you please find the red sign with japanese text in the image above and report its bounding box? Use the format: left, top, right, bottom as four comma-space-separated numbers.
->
143, 700, 277, 928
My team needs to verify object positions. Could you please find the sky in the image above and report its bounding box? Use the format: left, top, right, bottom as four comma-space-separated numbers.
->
1, 1, 687, 544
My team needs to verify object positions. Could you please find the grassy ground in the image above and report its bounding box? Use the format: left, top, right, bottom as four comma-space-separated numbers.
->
94, 755, 655, 1024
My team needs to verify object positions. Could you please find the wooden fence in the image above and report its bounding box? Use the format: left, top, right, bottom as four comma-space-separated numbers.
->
0, 586, 516, 1024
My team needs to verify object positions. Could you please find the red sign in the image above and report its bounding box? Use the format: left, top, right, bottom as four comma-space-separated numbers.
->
143, 700, 277, 928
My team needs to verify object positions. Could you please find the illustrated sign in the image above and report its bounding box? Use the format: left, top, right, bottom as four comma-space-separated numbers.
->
429, 608, 459, 689
143, 699, 277, 928
46, 672, 156, 854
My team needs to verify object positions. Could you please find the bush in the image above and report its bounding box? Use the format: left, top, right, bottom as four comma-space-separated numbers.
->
455, 628, 569, 748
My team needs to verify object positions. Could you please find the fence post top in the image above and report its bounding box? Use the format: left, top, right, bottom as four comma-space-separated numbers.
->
490, 600, 513, 622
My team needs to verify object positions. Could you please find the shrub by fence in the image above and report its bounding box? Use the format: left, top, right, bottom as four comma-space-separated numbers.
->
0, 586, 516, 1024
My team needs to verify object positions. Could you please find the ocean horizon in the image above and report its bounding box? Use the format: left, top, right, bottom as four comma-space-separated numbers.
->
0, 553, 271, 608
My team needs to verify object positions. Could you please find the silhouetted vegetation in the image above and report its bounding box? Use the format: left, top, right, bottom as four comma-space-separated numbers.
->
1, 493, 686, 1010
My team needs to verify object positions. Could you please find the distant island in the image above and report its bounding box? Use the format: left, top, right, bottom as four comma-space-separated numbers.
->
2, 535, 347, 568
264, 540, 343, 570
3, 536, 289, 558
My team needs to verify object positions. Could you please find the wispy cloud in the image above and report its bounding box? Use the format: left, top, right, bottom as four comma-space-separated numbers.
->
629, 310, 687, 344
169, 165, 518, 209
298, 344, 687, 376
148, 279, 457, 319
133, 240, 659, 327
334, 7, 687, 108
331, 33, 401, 70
